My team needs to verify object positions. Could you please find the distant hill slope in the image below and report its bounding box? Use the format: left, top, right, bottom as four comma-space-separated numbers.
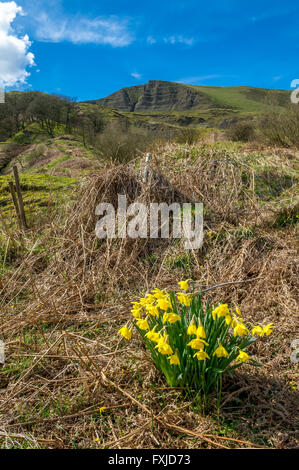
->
86, 80, 291, 113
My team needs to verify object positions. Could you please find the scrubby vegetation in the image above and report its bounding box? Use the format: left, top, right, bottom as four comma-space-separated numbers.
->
258, 104, 299, 148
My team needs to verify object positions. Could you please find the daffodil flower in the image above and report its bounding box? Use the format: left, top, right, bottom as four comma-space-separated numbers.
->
236, 350, 250, 362
157, 298, 171, 311
196, 324, 206, 339
213, 343, 229, 358
235, 307, 242, 318
163, 312, 181, 324
193, 350, 210, 361
152, 288, 167, 299
178, 280, 189, 291
187, 320, 197, 335
262, 323, 274, 336
118, 327, 132, 340
212, 304, 230, 320
252, 325, 264, 337
139, 297, 149, 306
155, 337, 173, 355
131, 307, 142, 319
176, 292, 192, 306
168, 352, 180, 365
145, 327, 160, 343
187, 338, 209, 350
233, 323, 249, 337
146, 304, 159, 317
136, 318, 149, 330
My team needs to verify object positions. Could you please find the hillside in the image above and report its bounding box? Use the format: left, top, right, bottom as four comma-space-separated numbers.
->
88, 80, 290, 113
85, 80, 291, 130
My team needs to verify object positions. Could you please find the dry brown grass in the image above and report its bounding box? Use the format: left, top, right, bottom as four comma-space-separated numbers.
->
0, 141, 298, 449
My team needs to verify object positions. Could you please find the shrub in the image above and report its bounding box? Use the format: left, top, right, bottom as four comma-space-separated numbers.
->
259, 104, 299, 148
226, 122, 255, 142
24, 143, 47, 165
175, 128, 201, 145
118, 281, 274, 407
94, 123, 153, 163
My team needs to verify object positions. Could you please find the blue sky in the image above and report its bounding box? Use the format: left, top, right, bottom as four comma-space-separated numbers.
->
1, 0, 299, 101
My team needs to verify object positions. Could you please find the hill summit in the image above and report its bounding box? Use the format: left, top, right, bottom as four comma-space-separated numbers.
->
88, 80, 215, 112
87, 80, 290, 113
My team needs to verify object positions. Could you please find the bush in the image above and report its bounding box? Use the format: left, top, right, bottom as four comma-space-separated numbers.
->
226, 122, 255, 142
94, 123, 153, 163
24, 143, 47, 165
259, 104, 299, 148
175, 128, 201, 145
118, 282, 274, 408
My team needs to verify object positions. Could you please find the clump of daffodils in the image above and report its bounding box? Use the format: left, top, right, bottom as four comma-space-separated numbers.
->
118, 281, 274, 400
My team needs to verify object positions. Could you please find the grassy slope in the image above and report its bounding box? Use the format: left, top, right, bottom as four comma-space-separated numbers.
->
0, 128, 101, 230
188, 85, 290, 112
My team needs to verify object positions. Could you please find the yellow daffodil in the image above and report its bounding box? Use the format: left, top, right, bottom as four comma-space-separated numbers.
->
145, 327, 160, 343
155, 336, 173, 355
163, 312, 181, 324
187, 319, 197, 335
145, 293, 156, 304
252, 325, 264, 337
152, 288, 167, 299
131, 307, 142, 319
187, 338, 209, 350
212, 304, 230, 320
157, 297, 171, 311
196, 324, 206, 339
233, 323, 249, 337
236, 350, 250, 363
262, 323, 274, 336
168, 352, 180, 365
225, 315, 232, 325
118, 326, 132, 340
136, 318, 149, 331
235, 307, 243, 319
193, 350, 210, 361
145, 304, 159, 317
213, 343, 229, 358
176, 292, 192, 306
178, 280, 189, 291
139, 297, 149, 306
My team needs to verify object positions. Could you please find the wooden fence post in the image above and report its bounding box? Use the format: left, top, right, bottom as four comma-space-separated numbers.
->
143, 153, 151, 183
12, 165, 27, 230
8, 181, 23, 230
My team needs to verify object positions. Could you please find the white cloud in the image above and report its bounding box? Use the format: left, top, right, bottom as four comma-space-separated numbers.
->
0, 1, 35, 86
177, 75, 221, 85
131, 72, 141, 79
34, 12, 134, 47
146, 35, 156, 45
163, 36, 196, 46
